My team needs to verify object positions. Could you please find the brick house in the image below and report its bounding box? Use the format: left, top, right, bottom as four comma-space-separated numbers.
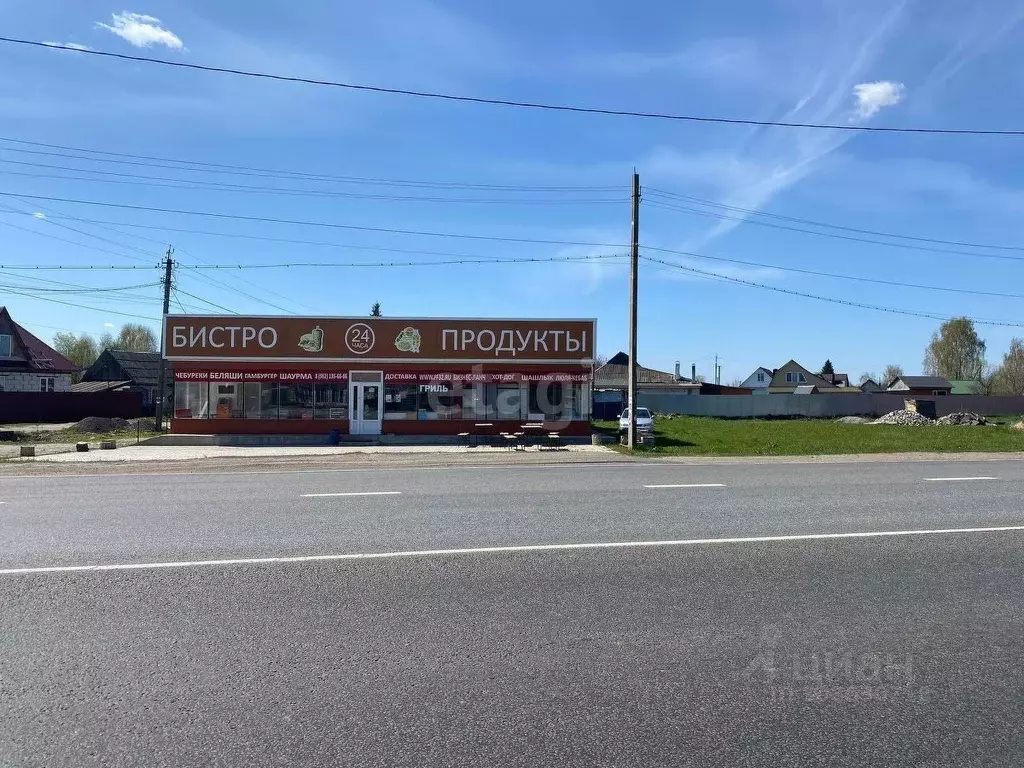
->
0, 306, 78, 392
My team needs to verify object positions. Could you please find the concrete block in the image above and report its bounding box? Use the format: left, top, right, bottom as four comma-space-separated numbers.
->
19, 446, 35, 457
100, 440, 117, 450
76, 442, 89, 452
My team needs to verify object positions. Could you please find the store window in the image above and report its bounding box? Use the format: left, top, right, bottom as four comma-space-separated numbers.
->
211, 382, 244, 418
384, 384, 420, 420
174, 382, 210, 418
279, 382, 315, 419
494, 384, 522, 420
314, 383, 348, 420
244, 382, 278, 419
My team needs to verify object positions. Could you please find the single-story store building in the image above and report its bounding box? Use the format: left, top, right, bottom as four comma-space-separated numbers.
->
165, 315, 595, 437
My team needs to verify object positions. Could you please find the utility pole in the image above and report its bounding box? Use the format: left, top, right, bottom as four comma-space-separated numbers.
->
154, 247, 174, 432
627, 171, 640, 449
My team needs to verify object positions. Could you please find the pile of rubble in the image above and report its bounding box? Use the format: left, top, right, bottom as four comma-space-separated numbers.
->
874, 410, 934, 426
1011, 419, 1024, 432
935, 412, 986, 426
73, 416, 133, 433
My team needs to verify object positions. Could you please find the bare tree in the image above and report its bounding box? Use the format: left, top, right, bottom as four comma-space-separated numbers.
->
881, 364, 904, 387
859, 371, 878, 385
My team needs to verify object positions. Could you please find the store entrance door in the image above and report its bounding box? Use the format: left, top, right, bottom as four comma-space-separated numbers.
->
349, 372, 382, 435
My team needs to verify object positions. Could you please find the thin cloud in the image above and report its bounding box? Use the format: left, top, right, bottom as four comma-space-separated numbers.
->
31, 212, 46, 219
852, 80, 905, 120
96, 12, 183, 50
42, 41, 92, 51
104, 322, 115, 328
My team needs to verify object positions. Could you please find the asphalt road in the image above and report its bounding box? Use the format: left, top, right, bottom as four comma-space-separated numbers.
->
2, 459, 1023, 766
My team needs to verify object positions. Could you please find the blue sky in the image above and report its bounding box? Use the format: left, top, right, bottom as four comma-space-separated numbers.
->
3, 0, 1024, 383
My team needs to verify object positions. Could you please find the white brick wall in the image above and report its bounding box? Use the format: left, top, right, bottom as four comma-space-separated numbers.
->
0, 373, 73, 392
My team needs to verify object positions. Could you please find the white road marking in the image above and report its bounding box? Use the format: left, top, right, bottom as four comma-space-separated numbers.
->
644, 483, 725, 489
301, 491, 402, 498
924, 477, 999, 482
3, 524, 1023, 576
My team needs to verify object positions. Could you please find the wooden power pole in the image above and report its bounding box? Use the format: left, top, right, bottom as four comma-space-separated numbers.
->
627, 172, 640, 449
154, 247, 174, 432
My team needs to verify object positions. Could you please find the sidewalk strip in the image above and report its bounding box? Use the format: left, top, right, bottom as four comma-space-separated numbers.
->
301, 491, 402, 497
3, 525, 1023, 576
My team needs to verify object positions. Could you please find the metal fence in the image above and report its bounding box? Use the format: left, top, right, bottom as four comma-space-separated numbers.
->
636, 393, 1024, 419
0, 391, 144, 424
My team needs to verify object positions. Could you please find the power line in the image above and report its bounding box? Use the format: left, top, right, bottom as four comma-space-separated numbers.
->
172, 286, 236, 314
6, 38, 1024, 136
640, 255, 1024, 328
0, 208, 159, 263
0, 253, 627, 270
644, 199, 1024, 264
638, 246, 1024, 300
2, 285, 160, 320
0, 137, 625, 192
0, 161, 625, 204
0, 280, 159, 294
645, 188, 1024, 253
0, 191, 632, 248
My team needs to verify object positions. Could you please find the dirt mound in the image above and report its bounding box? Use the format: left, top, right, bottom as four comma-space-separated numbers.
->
836, 416, 872, 424
73, 417, 133, 433
1011, 419, 1024, 432
874, 410, 933, 426
935, 412, 985, 426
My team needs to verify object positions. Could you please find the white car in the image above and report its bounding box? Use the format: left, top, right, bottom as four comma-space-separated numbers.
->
619, 407, 654, 434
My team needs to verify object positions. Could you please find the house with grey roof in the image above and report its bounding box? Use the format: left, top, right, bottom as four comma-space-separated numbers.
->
885, 375, 953, 396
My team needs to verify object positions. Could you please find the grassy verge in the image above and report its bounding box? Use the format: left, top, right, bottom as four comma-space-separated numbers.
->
594, 416, 1024, 456
0, 425, 161, 445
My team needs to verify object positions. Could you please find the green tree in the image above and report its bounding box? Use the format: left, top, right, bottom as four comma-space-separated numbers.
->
820, 359, 835, 376
370, 302, 382, 317
52, 332, 99, 370
991, 338, 1024, 395
113, 323, 157, 352
923, 317, 986, 381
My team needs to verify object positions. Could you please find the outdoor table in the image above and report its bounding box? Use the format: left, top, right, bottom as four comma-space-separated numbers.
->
520, 423, 545, 447
472, 423, 494, 447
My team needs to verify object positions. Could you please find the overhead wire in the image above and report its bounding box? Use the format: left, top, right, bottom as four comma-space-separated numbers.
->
643, 199, 1024, 263
645, 188, 1024, 253
640, 255, 1024, 328
6, 38, 1024, 135
0, 137, 625, 191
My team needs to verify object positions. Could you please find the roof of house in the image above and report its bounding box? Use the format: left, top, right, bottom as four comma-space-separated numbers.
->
859, 378, 881, 390
821, 372, 851, 387
71, 380, 132, 394
892, 375, 953, 389
793, 384, 818, 394
769, 360, 836, 390
0, 306, 79, 373
594, 352, 698, 389
949, 379, 982, 395
83, 349, 169, 388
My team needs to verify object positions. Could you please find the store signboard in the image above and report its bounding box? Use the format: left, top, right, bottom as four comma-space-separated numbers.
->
174, 370, 586, 383
165, 316, 595, 362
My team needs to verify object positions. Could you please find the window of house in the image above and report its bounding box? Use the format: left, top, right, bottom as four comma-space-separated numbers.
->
785, 372, 806, 383
756, 372, 765, 383
38, 376, 55, 393
0, 334, 11, 357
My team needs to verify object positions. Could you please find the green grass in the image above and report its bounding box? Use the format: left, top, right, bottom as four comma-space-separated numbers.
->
595, 416, 1024, 456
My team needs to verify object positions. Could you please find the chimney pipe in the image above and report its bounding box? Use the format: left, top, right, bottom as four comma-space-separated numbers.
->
691, 363, 697, 381
675, 361, 680, 380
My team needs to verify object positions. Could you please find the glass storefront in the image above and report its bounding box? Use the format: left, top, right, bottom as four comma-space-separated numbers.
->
173, 372, 589, 423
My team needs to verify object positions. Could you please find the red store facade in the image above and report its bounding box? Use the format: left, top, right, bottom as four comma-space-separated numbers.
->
165, 316, 595, 437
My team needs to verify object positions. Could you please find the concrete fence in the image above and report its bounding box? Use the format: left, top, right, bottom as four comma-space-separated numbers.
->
636, 392, 1024, 419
